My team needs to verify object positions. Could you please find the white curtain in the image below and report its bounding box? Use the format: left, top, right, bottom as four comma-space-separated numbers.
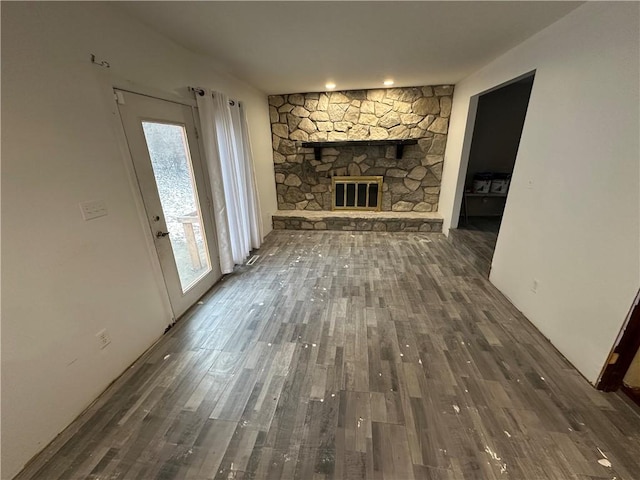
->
238, 107, 263, 248
195, 89, 263, 274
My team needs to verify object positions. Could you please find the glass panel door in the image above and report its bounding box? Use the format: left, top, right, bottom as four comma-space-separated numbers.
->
141, 122, 211, 292
116, 90, 221, 319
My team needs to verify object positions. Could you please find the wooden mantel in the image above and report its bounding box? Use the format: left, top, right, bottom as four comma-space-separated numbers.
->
301, 139, 418, 161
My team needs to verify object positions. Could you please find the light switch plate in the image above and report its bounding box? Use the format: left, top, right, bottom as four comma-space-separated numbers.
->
80, 200, 108, 221
96, 328, 111, 349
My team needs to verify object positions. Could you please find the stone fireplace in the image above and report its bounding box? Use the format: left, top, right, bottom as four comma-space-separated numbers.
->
269, 85, 453, 231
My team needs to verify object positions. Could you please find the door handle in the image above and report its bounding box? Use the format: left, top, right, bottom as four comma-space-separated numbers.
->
156, 231, 170, 238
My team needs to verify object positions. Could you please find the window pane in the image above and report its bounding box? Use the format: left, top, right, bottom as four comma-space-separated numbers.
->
357, 183, 368, 207
369, 184, 379, 208
346, 184, 356, 206
335, 183, 345, 207
142, 122, 211, 292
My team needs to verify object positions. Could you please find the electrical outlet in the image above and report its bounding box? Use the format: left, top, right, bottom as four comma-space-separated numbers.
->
531, 279, 539, 293
96, 329, 111, 349
80, 200, 108, 221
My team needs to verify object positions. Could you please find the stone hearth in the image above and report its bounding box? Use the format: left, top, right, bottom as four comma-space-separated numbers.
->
272, 211, 443, 232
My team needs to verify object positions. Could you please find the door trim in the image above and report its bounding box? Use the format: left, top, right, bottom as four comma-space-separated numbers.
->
106, 86, 175, 324
597, 290, 640, 391
103, 80, 206, 326
111, 80, 198, 107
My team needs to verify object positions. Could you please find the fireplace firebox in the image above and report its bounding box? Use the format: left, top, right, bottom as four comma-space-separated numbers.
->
332, 176, 383, 211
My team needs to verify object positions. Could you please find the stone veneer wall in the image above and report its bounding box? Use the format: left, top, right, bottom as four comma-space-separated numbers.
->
268, 85, 453, 212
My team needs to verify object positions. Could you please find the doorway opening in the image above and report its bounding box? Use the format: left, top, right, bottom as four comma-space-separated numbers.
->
598, 293, 640, 406
451, 73, 535, 276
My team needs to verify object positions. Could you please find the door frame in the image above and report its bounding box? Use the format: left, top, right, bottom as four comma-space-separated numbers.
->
597, 290, 640, 392
116, 89, 222, 318
103, 79, 213, 326
449, 70, 537, 232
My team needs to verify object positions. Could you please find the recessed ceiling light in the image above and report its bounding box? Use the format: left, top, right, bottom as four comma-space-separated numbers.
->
383, 79, 394, 86
325, 82, 336, 90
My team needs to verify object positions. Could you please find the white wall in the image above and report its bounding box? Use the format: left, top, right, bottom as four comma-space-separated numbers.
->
440, 2, 639, 384
1, 2, 276, 478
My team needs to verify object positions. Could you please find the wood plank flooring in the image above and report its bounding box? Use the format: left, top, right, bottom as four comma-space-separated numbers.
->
15, 231, 640, 480
448, 217, 501, 277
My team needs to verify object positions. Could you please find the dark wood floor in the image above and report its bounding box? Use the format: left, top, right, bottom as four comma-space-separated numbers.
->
15, 231, 640, 480
449, 217, 501, 277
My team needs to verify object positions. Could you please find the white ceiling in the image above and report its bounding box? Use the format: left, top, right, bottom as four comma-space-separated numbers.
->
118, 1, 584, 95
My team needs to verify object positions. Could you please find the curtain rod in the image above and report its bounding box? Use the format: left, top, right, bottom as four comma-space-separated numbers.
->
189, 86, 238, 106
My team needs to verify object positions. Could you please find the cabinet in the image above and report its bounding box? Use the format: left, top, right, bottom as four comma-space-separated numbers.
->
461, 192, 507, 223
